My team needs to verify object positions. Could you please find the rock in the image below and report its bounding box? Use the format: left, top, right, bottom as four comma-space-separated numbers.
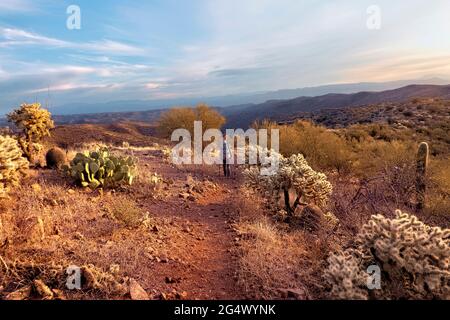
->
175, 291, 188, 300
33, 279, 54, 300
111, 282, 128, 296
182, 225, 191, 233
165, 276, 181, 284
129, 278, 149, 300
278, 288, 309, 300
187, 195, 196, 202
160, 292, 168, 300
67, 189, 76, 195
5, 285, 32, 300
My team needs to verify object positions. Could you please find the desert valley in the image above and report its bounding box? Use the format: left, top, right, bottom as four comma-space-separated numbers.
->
0, 83, 449, 300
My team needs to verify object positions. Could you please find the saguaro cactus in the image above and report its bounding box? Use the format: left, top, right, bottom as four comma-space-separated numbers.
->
416, 142, 429, 210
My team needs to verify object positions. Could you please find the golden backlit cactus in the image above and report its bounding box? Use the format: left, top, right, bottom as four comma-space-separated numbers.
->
7, 103, 54, 162
416, 142, 429, 210
244, 150, 332, 215
0, 135, 29, 198
324, 210, 450, 300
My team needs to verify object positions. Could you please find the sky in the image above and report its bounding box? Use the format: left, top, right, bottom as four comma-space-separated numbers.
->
0, 0, 450, 113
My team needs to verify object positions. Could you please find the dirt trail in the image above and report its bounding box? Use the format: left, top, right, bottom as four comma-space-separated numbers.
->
137, 155, 244, 299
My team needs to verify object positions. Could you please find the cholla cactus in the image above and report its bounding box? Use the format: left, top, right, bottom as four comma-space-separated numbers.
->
324, 249, 368, 300
0, 135, 29, 197
244, 150, 332, 215
7, 103, 54, 161
324, 210, 450, 300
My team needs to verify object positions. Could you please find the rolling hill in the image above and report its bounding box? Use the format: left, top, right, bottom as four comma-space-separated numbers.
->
222, 84, 450, 128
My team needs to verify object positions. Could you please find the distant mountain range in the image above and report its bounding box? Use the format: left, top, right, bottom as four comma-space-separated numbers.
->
45, 78, 448, 115
221, 84, 450, 128
1, 81, 449, 128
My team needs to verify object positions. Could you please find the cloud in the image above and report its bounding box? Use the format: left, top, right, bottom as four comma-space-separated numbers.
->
0, 0, 35, 13
0, 28, 145, 56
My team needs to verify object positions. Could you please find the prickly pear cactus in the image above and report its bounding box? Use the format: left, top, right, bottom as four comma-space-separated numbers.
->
64, 148, 137, 189
416, 142, 429, 210
0, 135, 29, 197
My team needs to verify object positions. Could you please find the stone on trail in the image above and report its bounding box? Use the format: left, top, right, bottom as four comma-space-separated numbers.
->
129, 278, 149, 300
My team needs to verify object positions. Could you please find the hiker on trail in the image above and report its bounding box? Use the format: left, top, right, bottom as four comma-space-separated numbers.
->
222, 134, 232, 177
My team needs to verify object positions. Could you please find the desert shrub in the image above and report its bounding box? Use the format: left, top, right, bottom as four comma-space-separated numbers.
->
352, 139, 415, 179
64, 148, 138, 189
244, 149, 332, 216
7, 103, 54, 162
108, 198, 145, 228
253, 120, 353, 173
427, 158, 450, 216
0, 135, 29, 198
45, 147, 66, 169
157, 104, 225, 138
324, 210, 450, 300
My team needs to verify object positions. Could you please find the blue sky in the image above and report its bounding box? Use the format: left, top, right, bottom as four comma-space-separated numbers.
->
1, 0, 450, 113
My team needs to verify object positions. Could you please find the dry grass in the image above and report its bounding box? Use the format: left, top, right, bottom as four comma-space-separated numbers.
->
107, 197, 146, 229
233, 189, 334, 299
0, 168, 179, 299
236, 218, 304, 297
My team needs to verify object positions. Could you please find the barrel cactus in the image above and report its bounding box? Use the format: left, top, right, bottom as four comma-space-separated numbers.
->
64, 148, 137, 189
416, 142, 429, 210
46, 147, 66, 169
0, 135, 29, 197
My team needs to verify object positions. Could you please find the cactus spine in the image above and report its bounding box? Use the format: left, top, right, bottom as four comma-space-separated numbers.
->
416, 142, 429, 210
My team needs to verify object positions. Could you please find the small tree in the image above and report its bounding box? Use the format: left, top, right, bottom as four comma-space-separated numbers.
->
157, 104, 225, 138
7, 103, 54, 161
